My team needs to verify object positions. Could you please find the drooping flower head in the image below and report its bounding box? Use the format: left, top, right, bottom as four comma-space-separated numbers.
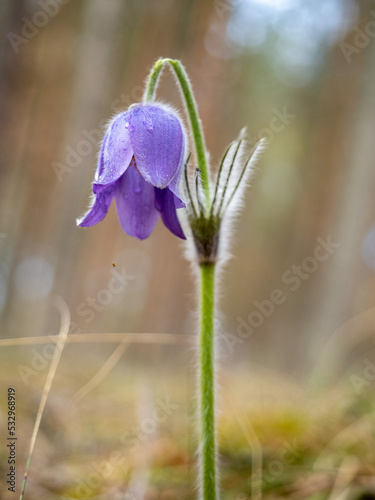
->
78, 103, 186, 239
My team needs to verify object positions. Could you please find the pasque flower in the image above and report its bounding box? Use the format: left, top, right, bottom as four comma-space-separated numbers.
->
78, 103, 186, 239
75, 58, 267, 500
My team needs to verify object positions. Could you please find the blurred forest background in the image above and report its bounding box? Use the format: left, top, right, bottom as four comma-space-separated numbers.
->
1, 0, 375, 499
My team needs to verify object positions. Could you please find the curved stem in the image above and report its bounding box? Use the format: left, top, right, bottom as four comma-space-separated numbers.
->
143, 58, 165, 103
144, 58, 211, 211
199, 262, 217, 500
145, 58, 218, 499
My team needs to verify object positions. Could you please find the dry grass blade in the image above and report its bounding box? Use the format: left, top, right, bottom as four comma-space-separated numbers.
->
19, 296, 70, 500
71, 341, 129, 404
226, 392, 263, 500
326, 456, 359, 500
0, 332, 195, 348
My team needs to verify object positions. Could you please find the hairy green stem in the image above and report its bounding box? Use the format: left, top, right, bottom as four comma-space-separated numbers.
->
143, 58, 211, 210
143, 58, 165, 103
199, 262, 217, 500
145, 58, 218, 499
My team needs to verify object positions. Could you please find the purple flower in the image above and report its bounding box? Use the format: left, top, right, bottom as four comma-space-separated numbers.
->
77, 103, 186, 240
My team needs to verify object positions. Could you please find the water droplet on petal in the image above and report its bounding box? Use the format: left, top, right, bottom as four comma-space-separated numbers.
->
134, 175, 142, 194
143, 114, 154, 132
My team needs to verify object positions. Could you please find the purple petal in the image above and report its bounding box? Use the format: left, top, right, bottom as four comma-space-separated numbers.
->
167, 176, 185, 209
77, 185, 115, 227
129, 105, 184, 188
94, 112, 134, 190
115, 166, 159, 240
168, 145, 186, 209
155, 188, 186, 239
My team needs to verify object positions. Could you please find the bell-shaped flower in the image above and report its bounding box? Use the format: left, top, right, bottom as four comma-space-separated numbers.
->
77, 103, 186, 239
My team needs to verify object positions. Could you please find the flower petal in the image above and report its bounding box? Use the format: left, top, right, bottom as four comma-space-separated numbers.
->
77, 185, 115, 227
167, 132, 186, 208
155, 188, 186, 239
129, 105, 184, 188
168, 160, 186, 209
115, 166, 159, 240
94, 112, 134, 190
